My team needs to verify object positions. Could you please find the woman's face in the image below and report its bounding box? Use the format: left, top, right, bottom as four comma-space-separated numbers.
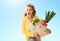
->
26, 7, 34, 17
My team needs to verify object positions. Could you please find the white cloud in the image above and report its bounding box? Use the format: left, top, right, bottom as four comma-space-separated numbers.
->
7, 0, 19, 5
7, 0, 27, 5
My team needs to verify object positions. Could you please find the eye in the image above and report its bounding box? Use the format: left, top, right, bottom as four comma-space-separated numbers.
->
27, 9, 28, 11
30, 8, 32, 11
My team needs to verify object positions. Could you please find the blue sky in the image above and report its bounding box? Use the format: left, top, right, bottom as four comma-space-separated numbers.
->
0, 0, 60, 41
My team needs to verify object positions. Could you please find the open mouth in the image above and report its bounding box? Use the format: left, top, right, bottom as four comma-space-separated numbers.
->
28, 13, 30, 15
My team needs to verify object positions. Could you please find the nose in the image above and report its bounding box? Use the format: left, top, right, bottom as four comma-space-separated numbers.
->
27, 9, 31, 12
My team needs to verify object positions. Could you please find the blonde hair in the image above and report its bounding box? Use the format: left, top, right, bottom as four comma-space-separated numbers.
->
24, 4, 36, 16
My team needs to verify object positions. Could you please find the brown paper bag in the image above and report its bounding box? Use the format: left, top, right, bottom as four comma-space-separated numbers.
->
35, 23, 51, 37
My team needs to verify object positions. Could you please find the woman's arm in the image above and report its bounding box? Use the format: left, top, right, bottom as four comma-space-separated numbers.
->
22, 17, 34, 37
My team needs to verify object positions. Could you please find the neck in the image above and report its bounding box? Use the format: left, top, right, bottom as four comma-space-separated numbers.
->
28, 16, 33, 22
28, 15, 33, 19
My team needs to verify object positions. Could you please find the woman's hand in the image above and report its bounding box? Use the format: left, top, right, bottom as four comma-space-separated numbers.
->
34, 33, 40, 39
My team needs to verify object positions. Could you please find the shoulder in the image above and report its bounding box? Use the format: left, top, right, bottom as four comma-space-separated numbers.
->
22, 16, 27, 22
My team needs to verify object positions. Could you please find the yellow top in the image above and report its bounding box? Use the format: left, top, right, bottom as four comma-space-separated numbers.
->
22, 16, 38, 41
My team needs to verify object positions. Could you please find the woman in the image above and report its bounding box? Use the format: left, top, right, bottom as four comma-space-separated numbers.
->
22, 4, 41, 41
